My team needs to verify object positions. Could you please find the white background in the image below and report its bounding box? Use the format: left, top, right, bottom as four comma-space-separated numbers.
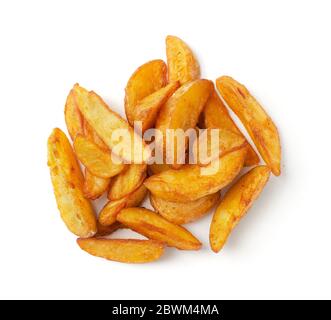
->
0, 0, 330, 300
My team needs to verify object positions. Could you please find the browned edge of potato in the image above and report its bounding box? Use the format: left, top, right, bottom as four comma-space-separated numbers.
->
83, 169, 111, 200
77, 238, 165, 263
210, 165, 271, 253
47, 128, 97, 237
117, 208, 202, 250
150, 192, 220, 225
216, 76, 281, 176
95, 221, 123, 237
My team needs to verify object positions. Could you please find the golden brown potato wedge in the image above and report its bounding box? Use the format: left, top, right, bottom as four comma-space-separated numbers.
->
200, 89, 259, 166
117, 208, 201, 250
74, 134, 125, 179
166, 35, 200, 85
95, 221, 123, 237
210, 166, 271, 252
133, 81, 180, 132
83, 118, 108, 151
144, 147, 247, 202
64, 89, 84, 140
156, 79, 213, 168
216, 76, 281, 176
125, 60, 167, 126
47, 128, 97, 237
150, 192, 220, 225
108, 164, 147, 200
99, 183, 148, 226
83, 169, 110, 200
77, 238, 165, 263
73, 84, 151, 164
192, 128, 247, 166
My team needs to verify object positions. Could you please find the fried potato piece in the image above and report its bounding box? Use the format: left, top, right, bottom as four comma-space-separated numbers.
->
108, 164, 147, 200
150, 192, 220, 225
64, 89, 84, 140
47, 128, 97, 237
73, 84, 151, 164
117, 208, 201, 250
77, 238, 165, 263
95, 221, 123, 237
133, 81, 179, 132
216, 76, 281, 176
74, 134, 125, 179
210, 166, 270, 252
156, 79, 213, 168
83, 169, 110, 200
83, 118, 108, 151
166, 35, 200, 85
193, 128, 247, 166
125, 60, 167, 126
148, 163, 173, 175
144, 147, 247, 202
99, 183, 148, 226
200, 89, 259, 166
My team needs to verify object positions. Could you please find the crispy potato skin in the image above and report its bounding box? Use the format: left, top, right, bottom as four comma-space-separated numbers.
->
83, 169, 110, 200
47, 128, 97, 237
150, 192, 220, 225
148, 163, 173, 175
200, 89, 260, 166
77, 238, 165, 263
156, 79, 213, 168
73, 84, 151, 164
216, 76, 281, 176
144, 147, 247, 202
133, 82, 179, 132
108, 164, 147, 200
117, 208, 202, 250
125, 60, 167, 126
99, 183, 148, 226
83, 119, 108, 151
64, 89, 84, 140
74, 134, 125, 178
210, 166, 270, 253
166, 35, 200, 85
193, 128, 247, 166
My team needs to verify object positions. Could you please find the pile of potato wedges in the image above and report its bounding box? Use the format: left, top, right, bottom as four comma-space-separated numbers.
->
47, 35, 281, 263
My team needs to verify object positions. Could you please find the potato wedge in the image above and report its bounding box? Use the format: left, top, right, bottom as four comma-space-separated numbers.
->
125, 60, 167, 126
108, 164, 147, 200
47, 128, 97, 237
117, 208, 201, 250
192, 128, 247, 166
73, 84, 151, 163
95, 221, 123, 237
150, 192, 220, 225
83, 118, 108, 151
64, 89, 84, 140
74, 134, 125, 179
166, 35, 200, 85
99, 183, 148, 226
200, 89, 259, 166
144, 147, 247, 202
77, 238, 165, 263
210, 166, 271, 252
133, 81, 179, 132
216, 76, 281, 176
83, 169, 110, 200
156, 79, 213, 168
